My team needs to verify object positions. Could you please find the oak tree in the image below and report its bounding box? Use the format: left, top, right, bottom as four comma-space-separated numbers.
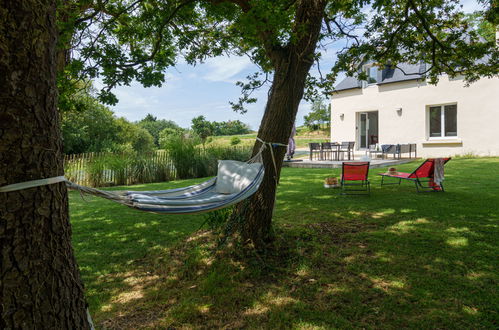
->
0, 0, 91, 327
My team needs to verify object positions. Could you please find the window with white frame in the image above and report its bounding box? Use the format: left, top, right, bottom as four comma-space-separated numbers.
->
428, 104, 457, 138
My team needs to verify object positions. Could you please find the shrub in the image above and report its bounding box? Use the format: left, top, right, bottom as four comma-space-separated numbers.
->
230, 136, 241, 146
163, 134, 208, 179
64, 159, 81, 184
87, 156, 107, 187
128, 151, 174, 184
202, 145, 253, 176
151, 151, 174, 183
164, 135, 252, 180
106, 153, 130, 186
159, 127, 184, 149
132, 128, 155, 153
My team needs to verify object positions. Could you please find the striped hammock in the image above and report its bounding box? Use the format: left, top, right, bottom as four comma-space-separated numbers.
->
64, 141, 280, 215
66, 163, 264, 215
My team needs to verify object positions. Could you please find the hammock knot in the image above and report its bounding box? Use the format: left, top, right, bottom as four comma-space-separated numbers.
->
255, 137, 287, 185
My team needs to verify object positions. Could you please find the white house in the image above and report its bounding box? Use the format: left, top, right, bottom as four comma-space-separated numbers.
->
330, 62, 499, 157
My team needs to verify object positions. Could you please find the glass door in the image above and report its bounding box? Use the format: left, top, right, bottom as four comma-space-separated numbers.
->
359, 113, 369, 149
367, 111, 379, 146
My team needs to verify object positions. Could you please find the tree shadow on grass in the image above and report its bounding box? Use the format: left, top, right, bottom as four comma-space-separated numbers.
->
68, 180, 207, 315
91, 214, 497, 329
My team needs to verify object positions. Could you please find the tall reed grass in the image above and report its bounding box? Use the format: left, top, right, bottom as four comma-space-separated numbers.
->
164, 135, 252, 179
64, 141, 252, 187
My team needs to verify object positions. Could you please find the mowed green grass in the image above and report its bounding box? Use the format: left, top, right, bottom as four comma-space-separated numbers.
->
70, 158, 499, 329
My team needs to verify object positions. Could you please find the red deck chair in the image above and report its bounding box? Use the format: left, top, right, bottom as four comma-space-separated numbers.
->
341, 162, 370, 195
378, 158, 451, 192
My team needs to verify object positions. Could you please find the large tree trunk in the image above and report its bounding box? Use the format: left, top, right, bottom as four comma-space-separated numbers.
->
240, 0, 326, 248
0, 0, 90, 328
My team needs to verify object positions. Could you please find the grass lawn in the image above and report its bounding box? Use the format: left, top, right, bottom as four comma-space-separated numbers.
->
70, 158, 499, 329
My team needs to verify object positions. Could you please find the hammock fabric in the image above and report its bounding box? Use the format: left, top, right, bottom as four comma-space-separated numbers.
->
66, 164, 264, 215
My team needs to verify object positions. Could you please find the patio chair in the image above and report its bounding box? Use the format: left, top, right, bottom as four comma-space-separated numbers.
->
367, 144, 383, 159
381, 144, 397, 159
378, 158, 451, 192
395, 144, 418, 159
321, 142, 338, 161
339, 141, 355, 160
309, 143, 321, 160
409, 143, 417, 158
381, 144, 417, 159
397, 144, 409, 159
341, 162, 370, 195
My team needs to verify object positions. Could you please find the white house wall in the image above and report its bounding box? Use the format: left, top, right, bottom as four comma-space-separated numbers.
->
330, 76, 499, 157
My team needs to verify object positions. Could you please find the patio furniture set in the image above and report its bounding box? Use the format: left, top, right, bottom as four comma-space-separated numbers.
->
310, 142, 417, 161
339, 158, 451, 195
309, 141, 355, 161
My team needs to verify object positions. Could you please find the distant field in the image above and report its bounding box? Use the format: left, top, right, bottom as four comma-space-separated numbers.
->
207, 133, 256, 147
207, 130, 330, 149
294, 136, 330, 148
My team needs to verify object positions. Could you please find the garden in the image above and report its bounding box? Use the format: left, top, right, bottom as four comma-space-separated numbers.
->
3, 0, 498, 328
70, 157, 499, 329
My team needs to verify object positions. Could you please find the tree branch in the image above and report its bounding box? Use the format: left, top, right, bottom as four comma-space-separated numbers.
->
118, 0, 197, 68
327, 17, 360, 46
407, 0, 449, 50
377, 4, 410, 58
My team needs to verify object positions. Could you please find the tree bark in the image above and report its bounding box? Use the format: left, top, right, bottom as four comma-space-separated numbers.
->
0, 0, 90, 328
240, 0, 326, 248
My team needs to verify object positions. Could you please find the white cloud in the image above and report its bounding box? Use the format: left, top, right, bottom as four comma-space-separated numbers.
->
111, 83, 167, 121
202, 55, 254, 83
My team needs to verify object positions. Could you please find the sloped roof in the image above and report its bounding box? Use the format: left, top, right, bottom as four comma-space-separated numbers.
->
334, 62, 426, 91
334, 76, 362, 91
378, 63, 426, 85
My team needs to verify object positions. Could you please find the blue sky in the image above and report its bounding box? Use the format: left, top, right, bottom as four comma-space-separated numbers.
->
109, 50, 338, 130
108, 0, 482, 130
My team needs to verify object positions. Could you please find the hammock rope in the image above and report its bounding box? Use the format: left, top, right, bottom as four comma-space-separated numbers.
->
256, 137, 287, 184
0, 139, 287, 215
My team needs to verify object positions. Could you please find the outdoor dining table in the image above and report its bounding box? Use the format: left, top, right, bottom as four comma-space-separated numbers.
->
320, 142, 341, 161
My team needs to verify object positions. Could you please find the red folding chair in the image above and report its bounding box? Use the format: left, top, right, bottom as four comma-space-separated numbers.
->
378, 158, 451, 192
341, 162, 370, 195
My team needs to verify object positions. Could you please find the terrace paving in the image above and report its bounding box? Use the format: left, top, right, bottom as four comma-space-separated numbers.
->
284, 149, 415, 169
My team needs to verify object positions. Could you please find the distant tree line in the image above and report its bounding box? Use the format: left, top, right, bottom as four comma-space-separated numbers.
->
303, 97, 331, 131
161, 116, 252, 148
61, 87, 251, 154
61, 88, 157, 154
191, 115, 251, 137
136, 114, 182, 148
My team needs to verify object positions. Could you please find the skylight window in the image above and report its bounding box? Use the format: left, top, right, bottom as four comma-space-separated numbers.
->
363, 64, 378, 85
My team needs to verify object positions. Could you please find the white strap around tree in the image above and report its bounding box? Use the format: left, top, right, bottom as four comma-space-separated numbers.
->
0, 176, 67, 193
